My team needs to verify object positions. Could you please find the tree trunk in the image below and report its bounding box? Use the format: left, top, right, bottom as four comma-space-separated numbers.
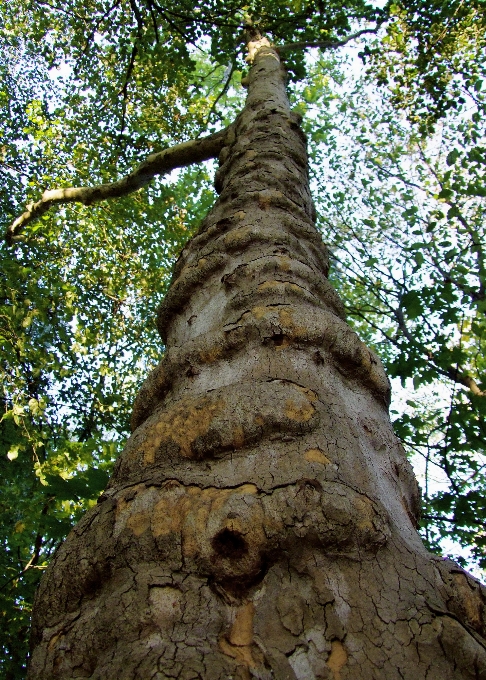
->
28, 42, 486, 680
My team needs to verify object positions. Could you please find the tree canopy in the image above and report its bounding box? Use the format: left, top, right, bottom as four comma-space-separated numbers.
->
1, 0, 485, 676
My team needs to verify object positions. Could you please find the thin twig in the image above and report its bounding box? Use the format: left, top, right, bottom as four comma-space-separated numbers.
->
204, 62, 235, 125
278, 26, 381, 53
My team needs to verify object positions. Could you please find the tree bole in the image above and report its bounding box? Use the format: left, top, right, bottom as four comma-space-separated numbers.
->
27, 43, 486, 680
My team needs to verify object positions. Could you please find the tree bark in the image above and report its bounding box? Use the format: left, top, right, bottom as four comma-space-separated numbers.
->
27, 42, 486, 680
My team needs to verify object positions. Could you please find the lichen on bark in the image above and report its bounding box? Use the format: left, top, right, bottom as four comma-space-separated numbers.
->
27, 41, 486, 680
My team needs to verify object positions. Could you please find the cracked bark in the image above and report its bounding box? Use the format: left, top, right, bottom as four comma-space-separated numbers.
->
27, 41, 486, 680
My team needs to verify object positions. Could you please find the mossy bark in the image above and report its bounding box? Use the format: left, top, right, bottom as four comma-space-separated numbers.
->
28, 43, 486, 680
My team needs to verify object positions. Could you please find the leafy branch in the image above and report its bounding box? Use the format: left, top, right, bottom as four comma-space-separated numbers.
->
5, 127, 230, 244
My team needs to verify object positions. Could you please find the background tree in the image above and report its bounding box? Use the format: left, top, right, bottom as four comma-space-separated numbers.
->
302, 35, 486, 565
1, 0, 485, 677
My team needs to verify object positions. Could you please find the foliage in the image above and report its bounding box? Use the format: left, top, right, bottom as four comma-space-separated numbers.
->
365, 0, 486, 134
1, 0, 485, 676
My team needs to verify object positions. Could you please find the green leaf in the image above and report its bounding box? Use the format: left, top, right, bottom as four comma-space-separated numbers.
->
7, 445, 20, 461
446, 149, 460, 166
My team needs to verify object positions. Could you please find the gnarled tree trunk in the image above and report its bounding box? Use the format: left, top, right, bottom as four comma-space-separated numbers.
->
28, 42, 486, 680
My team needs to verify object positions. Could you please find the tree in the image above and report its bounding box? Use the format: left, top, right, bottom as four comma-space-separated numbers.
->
2, 0, 484, 677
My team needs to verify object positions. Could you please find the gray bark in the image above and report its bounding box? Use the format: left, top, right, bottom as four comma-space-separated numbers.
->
27, 42, 486, 680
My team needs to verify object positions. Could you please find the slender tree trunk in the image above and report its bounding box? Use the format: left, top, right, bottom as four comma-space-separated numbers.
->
28, 42, 486, 680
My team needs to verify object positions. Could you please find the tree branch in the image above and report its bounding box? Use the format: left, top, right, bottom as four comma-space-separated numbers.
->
394, 305, 486, 397
347, 296, 486, 399
277, 26, 381, 53
6, 127, 230, 244
444, 368, 486, 397
118, 41, 139, 139
204, 62, 235, 125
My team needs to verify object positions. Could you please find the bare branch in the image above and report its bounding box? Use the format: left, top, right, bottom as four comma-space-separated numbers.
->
35, 0, 88, 22
118, 42, 139, 139
6, 127, 230, 244
204, 62, 235, 125
346, 296, 485, 399
147, 0, 160, 43
277, 26, 381, 53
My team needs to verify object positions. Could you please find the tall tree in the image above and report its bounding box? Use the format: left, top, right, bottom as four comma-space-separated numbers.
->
24, 31, 486, 679
2, 1, 486, 677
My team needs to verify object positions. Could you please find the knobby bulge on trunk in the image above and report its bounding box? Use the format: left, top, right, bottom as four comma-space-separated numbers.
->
28, 41, 486, 680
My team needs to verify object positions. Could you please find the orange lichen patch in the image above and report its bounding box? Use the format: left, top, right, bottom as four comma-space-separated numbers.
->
223, 226, 252, 249
278, 307, 294, 326
230, 602, 255, 646
234, 210, 246, 220
257, 281, 304, 296
258, 189, 283, 210
257, 280, 282, 291
143, 396, 225, 464
278, 255, 291, 271
48, 633, 61, 652
284, 398, 315, 422
254, 415, 265, 426
452, 573, 483, 631
219, 600, 265, 674
248, 304, 288, 321
327, 640, 348, 680
251, 305, 270, 320
237, 483, 258, 495
284, 386, 318, 423
198, 345, 223, 364
224, 517, 245, 536
232, 425, 246, 449
127, 511, 151, 536
151, 494, 191, 537
209, 487, 236, 513
278, 307, 307, 339
235, 669, 252, 680
244, 150, 257, 161
305, 448, 331, 465
197, 257, 207, 268
353, 496, 375, 533
219, 636, 256, 668
151, 484, 258, 544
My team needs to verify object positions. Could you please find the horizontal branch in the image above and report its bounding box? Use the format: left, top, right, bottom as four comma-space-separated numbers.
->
6, 127, 230, 244
278, 26, 381, 53
422, 514, 484, 527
